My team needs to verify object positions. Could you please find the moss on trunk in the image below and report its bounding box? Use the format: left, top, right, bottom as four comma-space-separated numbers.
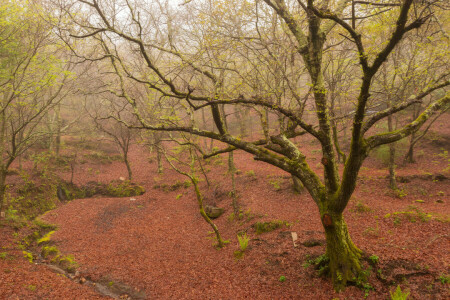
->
322, 213, 363, 291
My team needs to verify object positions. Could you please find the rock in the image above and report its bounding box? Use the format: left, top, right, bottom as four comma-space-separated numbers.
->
119, 177, 126, 181
79, 277, 86, 284
291, 232, 298, 248
205, 205, 224, 219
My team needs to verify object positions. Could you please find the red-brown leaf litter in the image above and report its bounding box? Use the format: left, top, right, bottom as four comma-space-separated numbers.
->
1, 120, 449, 299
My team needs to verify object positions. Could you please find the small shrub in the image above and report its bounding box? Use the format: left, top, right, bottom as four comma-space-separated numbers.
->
268, 178, 282, 191
279, 275, 286, 282
390, 285, 410, 300
394, 188, 408, 199
438, 274, 449, 284
369, 255, 379, 265
23, 251, 33, 263
237, 233, 249, 252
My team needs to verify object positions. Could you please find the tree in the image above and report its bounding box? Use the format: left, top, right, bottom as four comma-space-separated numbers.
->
0, 1, 72, 215
56, 0, 449, 290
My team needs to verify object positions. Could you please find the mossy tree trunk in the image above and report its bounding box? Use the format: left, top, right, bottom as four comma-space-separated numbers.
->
192, 177, 226, 248
387, 115, 397, 189
0, 169, 6, 217
292, 175, 303, 193
321, 212, 363, 291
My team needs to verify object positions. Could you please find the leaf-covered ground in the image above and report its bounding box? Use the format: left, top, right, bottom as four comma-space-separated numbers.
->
1, 119, 449, 299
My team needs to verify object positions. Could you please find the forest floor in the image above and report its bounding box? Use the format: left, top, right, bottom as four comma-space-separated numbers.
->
1, 118, 449, 299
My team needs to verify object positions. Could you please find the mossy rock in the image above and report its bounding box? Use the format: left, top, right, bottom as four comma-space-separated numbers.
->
106, 180, 146, 197
254, 220, 285, 234
205, 206, 224, 219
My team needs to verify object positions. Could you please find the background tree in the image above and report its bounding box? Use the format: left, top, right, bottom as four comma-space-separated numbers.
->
0, 1, 72, 215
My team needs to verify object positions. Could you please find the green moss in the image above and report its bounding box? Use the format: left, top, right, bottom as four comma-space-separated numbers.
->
34, 217, 57, 231
107, 181, 146, 197
37, 231, 55, 245
41, 246, 59, 258
23, 251, 33, 263
254, 220, 286, 234
58, 254, 78, 272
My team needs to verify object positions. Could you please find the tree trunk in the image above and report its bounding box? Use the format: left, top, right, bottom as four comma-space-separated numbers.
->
0, 170, 7, 217
228, 152, 239, 214
404, 143, 415, 164
322, 212, 363, 291
192, 177, 225, 248
55, 104, 62, 158
124, 155, 132, 180
156, 147, 163, 174
292, 175, 303, 193
387, 115, 397, 189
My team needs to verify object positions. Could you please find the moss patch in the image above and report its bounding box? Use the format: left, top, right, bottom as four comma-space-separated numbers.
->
254, 220, 287, 234
37, 231, 55, 245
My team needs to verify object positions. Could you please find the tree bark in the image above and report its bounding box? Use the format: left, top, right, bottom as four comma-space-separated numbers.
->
387, 115, 397, 189
228, 152, 239, 214
124, 155, 132, 180
192, 177, 225, 248
0, 170, 7, 217
322, 212, 363, 291
292, 175, 303, 193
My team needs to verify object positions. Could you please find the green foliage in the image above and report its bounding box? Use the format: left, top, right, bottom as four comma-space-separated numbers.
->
23, 251, 33, 263
390, 285, 410, 300
438, 274, 449, 284
4, 207, 27, 229
279, 275, 286, 282
393, 188, 408, 199
368, 255, 379, 265
57, 254, 78, 273
0, 252, 7, 259
234, 233, 250, 259
268, 178, 282, 191
237, 233, 249, 252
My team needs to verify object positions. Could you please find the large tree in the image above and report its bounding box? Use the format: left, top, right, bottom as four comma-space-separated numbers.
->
55, 0, 449, 290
